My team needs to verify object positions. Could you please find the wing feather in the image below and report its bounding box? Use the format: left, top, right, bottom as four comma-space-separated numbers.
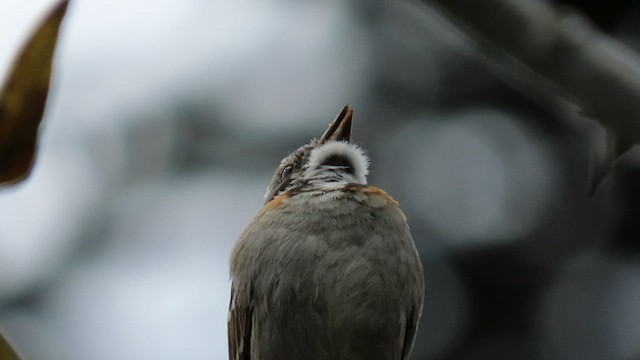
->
228, 286, 252, 360
400, 305, 421, 360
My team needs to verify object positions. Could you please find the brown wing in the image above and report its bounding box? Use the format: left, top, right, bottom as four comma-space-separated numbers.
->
400, 304, 421, 360
228, 286, 252, 360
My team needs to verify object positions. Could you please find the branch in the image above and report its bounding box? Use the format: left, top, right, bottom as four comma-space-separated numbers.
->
423, 0, 640, 154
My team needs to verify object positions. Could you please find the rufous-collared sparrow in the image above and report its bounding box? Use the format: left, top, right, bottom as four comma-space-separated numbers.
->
228, 105, 424, 360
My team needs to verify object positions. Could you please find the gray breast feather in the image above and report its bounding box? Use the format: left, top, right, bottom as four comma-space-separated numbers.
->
229, 192, 424, 360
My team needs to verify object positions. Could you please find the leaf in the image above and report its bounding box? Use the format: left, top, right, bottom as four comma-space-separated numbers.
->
0, 330, 20, 360
0, 0, 70, 185
0, 1, 70, 357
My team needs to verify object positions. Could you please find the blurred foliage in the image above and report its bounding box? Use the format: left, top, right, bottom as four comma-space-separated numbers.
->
0, 0, 70, 358
0, 329, 19, 360
0, 0, 69, 185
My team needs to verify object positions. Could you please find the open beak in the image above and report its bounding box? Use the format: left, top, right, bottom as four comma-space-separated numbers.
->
320, 105, 353, 143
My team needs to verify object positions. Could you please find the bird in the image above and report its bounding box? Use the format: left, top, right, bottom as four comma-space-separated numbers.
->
228, 105, 425, 360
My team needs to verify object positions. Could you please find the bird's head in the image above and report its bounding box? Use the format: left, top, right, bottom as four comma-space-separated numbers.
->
264, 105, 370, 204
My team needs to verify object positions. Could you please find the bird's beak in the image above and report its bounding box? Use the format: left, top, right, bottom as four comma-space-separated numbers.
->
320, 105, 353, 143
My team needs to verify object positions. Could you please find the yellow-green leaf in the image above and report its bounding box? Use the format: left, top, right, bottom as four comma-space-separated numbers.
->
0, 0, 70, 185
0, 329, 20, 360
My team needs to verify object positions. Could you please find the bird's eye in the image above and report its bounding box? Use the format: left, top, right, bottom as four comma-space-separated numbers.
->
281, 165, 293, 178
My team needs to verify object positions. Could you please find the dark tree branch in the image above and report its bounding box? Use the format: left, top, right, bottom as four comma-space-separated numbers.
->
423, 0, 640, 154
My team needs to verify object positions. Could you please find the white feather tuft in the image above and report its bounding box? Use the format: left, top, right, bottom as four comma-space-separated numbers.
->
305, 141, 369, 184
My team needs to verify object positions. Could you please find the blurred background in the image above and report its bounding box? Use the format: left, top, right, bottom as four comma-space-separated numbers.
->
1, 0, 640, 359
